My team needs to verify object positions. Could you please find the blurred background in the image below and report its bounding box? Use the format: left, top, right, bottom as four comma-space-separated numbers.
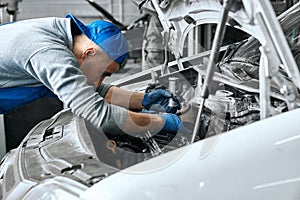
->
1, 0, 140, 24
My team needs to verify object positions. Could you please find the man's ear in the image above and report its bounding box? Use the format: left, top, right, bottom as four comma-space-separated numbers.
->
82, 47, 96, 60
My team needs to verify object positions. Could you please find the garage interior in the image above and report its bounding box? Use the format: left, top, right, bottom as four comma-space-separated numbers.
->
0, 0, 298, 159
1, 0, 300, 199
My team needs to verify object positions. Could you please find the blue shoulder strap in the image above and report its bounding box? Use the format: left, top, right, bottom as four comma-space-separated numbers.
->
0, 86, 55, 114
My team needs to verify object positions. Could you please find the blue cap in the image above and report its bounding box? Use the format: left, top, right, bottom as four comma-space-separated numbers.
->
66, 13, 128, 65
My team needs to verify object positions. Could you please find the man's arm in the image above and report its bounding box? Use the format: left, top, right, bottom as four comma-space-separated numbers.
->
101, 107, 185, 135
104, 85, 181, 114
104, 86, 144, 110
28, 48, 183, 136
123, 111, 164, 133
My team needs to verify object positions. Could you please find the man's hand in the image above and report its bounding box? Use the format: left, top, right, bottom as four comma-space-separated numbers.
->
160, 113, 192, 134
142, 89, 181, 113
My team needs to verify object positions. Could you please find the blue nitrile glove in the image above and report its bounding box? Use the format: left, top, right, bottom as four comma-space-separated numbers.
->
142, 89, 181, 113
160, 113, 192, 134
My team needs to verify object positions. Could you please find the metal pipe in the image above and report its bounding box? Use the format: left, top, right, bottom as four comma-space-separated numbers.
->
119, 0, 124, 24
0, 115, 6, 160
191, 0, 233, 143
161, 29, 171, 75
168, 77, 179, 108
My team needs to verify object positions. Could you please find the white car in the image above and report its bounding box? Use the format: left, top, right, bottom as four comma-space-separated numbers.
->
1, 0, 300, 199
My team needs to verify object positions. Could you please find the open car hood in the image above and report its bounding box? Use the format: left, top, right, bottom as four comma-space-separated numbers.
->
1, 0, 300, 199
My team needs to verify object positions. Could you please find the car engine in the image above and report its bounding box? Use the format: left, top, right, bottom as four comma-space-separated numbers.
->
90, 0, 300, 169
93, 61, 288, 169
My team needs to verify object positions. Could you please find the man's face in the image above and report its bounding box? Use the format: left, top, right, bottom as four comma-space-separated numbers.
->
79, 48, 120, 88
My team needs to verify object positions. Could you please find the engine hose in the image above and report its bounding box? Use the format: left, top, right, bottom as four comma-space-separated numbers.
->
176, 102, 191, 116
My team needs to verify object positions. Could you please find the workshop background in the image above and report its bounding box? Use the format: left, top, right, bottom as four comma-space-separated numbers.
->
2, 0, 140, 24
0, 0, 298, 160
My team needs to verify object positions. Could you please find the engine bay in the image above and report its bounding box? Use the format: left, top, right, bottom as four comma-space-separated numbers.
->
91, 0, 300, 169
92, 61, 289, 169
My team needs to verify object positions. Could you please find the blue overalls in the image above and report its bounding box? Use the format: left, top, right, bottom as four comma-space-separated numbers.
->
0, 86, 55, 114
0, 22, 56, 114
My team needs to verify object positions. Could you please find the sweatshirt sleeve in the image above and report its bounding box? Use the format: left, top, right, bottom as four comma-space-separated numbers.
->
96, 83, 113, 97
25, 46, 128, 132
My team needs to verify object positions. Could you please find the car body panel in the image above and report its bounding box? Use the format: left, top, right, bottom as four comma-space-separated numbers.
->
82, 108, 300, 200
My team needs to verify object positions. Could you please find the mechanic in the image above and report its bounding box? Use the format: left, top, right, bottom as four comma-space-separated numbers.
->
0, 14, 187, 136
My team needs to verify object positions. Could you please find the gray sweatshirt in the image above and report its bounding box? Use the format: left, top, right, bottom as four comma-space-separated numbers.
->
0, 17, 127, 132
